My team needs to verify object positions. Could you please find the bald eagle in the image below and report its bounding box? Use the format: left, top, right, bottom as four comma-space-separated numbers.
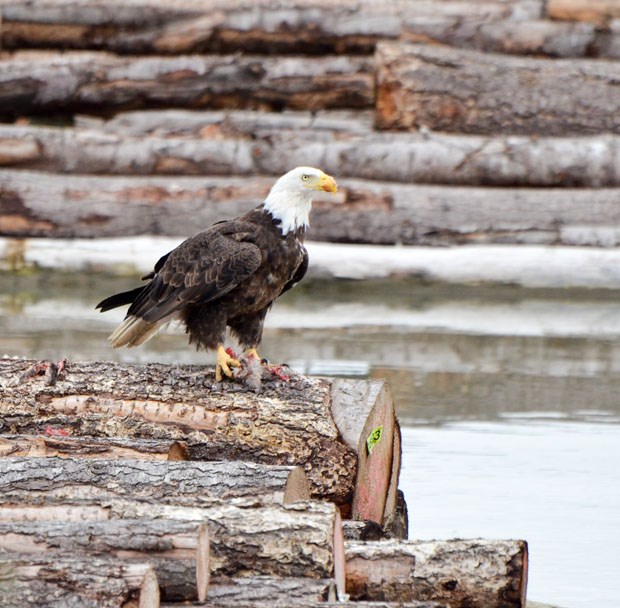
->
96, 167, 338, 381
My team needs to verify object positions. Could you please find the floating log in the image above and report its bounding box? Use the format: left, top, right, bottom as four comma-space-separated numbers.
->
5, 169, 620, 246
0, 457, 310, 507
345, 539, 528, 608
547, 0, 620, 23
0, 519, 209, 602
0, 359, 361, 504
0, 555, 160, 608
4, 122, 620, 187
0, 434, 189, 460
375, 42, 620, 135
0, 50, 372, 118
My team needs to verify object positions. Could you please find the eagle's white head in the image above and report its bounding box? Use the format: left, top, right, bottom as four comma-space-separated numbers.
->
263, 166, 338, 235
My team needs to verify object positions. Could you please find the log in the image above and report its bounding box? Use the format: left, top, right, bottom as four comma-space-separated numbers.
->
0, 555, 160, 608
331, 379, 395, 524
0, 496, 345, 593
547, 0, 620, 23
375, 42, 620, 135
0, 519, 209, 602
0, 457, 310, 507
0, 359, 357, 503
0, 0, 398, 55
4, 122, 620, 187
0, 50, 373, 118
0, 434, 189, 461
165, 603, 446, 608
7, 169, 620, 246
345, 539, 529, 608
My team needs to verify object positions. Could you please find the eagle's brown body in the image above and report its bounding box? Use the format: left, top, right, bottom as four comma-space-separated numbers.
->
96, 166, 336, 380
97, 205, 307, 352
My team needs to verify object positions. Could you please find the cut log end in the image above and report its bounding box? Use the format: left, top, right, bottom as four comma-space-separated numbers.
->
138, 566, 161, 608
283, 465, 312, 504
196, 523, 210, 603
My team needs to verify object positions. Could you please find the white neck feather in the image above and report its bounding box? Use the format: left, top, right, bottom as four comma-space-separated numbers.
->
263, 189, 312, 235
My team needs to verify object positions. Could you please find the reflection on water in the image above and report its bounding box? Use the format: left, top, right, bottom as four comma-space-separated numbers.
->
2, 271, 620, 607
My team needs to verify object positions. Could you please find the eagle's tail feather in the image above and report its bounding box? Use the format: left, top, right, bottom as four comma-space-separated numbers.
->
96, 287, 144, 313
108, 315, 161, 348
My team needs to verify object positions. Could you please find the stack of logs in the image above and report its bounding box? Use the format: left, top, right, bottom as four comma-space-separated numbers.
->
0, 358, 528, 607
1, 0, 620, 248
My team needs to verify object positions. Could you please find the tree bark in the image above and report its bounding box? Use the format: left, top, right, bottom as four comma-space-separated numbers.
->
4, 123, 620, 187
0, 555, 160, 608
0, 434, 189, 461
0, 457, 310, 507
376, 42, 620, 135
345, 539, 528, 608
0, 50, 372, 118
0, 520, 208, 602
0, 359, 355, 503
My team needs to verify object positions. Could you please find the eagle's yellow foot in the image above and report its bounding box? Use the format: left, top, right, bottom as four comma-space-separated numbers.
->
216, 345, 240, 382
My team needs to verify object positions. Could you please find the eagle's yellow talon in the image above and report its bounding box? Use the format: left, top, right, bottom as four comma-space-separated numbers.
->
245, 348, 260, 360
216, 346, 240, 382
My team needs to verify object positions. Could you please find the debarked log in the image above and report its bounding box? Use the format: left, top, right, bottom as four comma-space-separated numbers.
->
345, 538, 528, 608
0, 555, 160, 608
0, 498, 344, 592
0, 434, 189, 460
0, 50, 373, 117
0, 519, 209, 602
0, 359, 359, 504
375, 42, 620, 135
0, 457, 310, 507
4, 122, 620, 187
547, 0, 620, 23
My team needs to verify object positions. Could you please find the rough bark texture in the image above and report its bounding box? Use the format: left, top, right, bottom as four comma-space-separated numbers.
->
0, 434, 189, 461
165, 603, 447, 608
0, 555, 159, 608
345, 539, 528, 608
0, 50, 373, 118
0, 519, 208, 602
0, 359, 356, 503
0, 457, 309, 508
4, 123, 620, 187
376, 42, 620, 135
0, 497, 343, 589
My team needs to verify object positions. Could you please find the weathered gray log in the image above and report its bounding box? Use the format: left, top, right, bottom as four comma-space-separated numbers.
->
4, 122, 620, 187
345, 539, 528, 607
0, 359, 355, 503
0, 458, 310, 507
0, 0, 542, 56
0, 50, 372, 117
0, 519, 209, 602
0, 434, 189, 460
0, 555, 160, 608
164, 600, 447, 608
7, 169, 620, 246
547, 0, 620, 22
376, 42, 620, 135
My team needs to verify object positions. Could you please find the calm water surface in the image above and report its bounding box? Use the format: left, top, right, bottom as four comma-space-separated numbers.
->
2, 272, 620, 608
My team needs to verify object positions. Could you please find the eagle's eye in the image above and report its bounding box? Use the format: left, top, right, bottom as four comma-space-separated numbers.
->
301, 174, 310, 181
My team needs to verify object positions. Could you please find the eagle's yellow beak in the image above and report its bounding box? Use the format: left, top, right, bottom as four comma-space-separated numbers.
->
317, 172, 338, 193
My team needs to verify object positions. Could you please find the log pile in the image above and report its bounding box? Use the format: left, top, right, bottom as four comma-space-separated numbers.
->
0, 358, 528, 607
0, 0, 620, 252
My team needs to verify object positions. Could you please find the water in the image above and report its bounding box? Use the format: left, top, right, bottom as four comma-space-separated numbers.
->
2, 271, 620, 607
